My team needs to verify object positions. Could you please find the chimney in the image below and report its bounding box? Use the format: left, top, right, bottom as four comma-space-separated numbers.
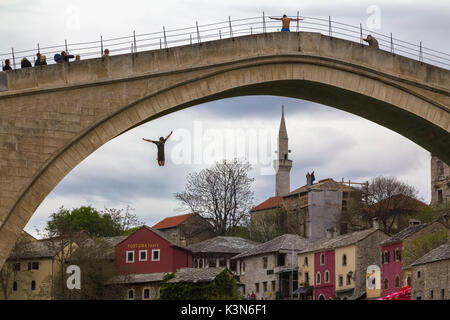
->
409, 219, 421, 226
372, 217, 380, 230
306, 172, 312, 187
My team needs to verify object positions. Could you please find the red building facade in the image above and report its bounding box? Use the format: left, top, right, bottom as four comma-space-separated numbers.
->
115, 226, 192, 275
380, 242, 403, 296
314, 250, 335, 300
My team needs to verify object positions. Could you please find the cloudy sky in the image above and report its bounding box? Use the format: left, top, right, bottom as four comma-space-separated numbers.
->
1, 1, 448, 237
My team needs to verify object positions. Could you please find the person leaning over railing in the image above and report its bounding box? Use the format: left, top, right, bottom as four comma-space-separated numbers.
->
2, 59, 12, 71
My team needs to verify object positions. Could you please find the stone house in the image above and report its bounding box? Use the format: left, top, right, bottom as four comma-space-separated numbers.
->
106, 272, 165, 300
152, 213, 215, 247
297, 225, 389, 300
0, 237, 77, 300
410, 243, 450, 300
232, 234, 311, 300
187, 236, 259, 273
380, 220, 448, 296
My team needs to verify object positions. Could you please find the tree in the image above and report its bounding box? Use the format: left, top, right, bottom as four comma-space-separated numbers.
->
160, 270, 240, 300
348, 176, 422, 234
175, 159, 255, 235
402, 231, 448, 267
61, 237, 125, 300
45, 205, 142, 238
249, 207, 287, 242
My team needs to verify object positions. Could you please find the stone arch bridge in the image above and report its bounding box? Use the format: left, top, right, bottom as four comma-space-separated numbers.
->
0, 32, 449, 267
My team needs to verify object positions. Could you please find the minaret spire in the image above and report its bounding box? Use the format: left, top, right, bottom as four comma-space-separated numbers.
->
273, 105, 292, 196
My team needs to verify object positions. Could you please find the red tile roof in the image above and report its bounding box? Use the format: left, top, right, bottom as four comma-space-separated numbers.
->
368, 194, 428, 212
152, 213, 193, 229
250, 196, 283, 212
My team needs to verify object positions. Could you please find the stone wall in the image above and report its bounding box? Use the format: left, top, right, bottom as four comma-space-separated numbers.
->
430, 156, 450, 205
411, 259, 450, 300
355, 230, 389, 297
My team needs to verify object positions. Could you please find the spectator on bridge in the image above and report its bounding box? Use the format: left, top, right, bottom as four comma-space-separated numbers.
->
75, 55, 81, 62
35, 53, 42, 66
103, 49, 110, 58
54, 53, 63, 63
21, 57, 32, 68
364, 35, 379, 49
269, 14, 303, 32
2, 59, 12, 71
40, 55, 47, 65
61, 51, 75, 62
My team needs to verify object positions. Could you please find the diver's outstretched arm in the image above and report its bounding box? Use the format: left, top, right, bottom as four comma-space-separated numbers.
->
143, 138, 154, 143
165, 131, 173, 141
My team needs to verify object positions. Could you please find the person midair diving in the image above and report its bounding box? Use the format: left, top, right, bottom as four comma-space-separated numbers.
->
142, 131, 173, 166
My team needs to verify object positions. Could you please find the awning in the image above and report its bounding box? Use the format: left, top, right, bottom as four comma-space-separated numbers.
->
335, 288, 355, 298
293, 286, 313, 295
378, 286, 411, 300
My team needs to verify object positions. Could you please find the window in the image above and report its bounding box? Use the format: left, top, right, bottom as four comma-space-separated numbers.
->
263, 282, 267, 292
126, 251, 134, 263
305, 272, 309, 285
407, 277, 411, 286
384, 278, 389, 290
152, 249, 160, 261
262, 257, 268, 269
320, 253, 325, 265
417, 271, 421, 279
429, 290, 433, 299
28, 262, 39, 270
318, 294, 325, 300
395, 275, 400, 288
139, 250, 147, 261
383, 251, 390, 264
325, 270, 330, 283
13, 281, 17, 291
339, 276, 343, 287
342, 254, 347, 266
441, 289, 445, 299
143, 288, 151, 300
255, 283, 259, 293
127, 289, 135, 300
437, 190, 443, 204
241, 261, 245, 273
271, 281, 276, 291
395, 248, 401, 261
340, 223, 348, 235
304, 257, 308, 266
277, 253, 286, 266
346, 273, 351, 285
31, 280, 36, 291
13, 263, 20, 271
316, 272, 321, 285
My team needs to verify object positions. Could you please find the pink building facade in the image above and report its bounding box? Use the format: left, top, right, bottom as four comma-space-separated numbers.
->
314, 250, 335, 300
380, 242, 403, 296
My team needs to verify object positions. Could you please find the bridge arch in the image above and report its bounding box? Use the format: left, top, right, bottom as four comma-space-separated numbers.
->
0, 32, 449, 266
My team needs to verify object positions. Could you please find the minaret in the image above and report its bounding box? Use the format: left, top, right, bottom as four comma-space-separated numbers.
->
273, 105, 292, 196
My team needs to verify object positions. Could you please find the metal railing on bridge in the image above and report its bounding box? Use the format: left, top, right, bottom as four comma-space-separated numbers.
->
1, 13, 449, 70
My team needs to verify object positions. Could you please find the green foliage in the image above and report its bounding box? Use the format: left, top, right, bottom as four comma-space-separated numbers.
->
45, 205, 141, 237
225, 225, 251, 239
249, 207, 287, 242
122, 226, 140, 236
160, 270, 240, 300
403, 231, 449, 266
